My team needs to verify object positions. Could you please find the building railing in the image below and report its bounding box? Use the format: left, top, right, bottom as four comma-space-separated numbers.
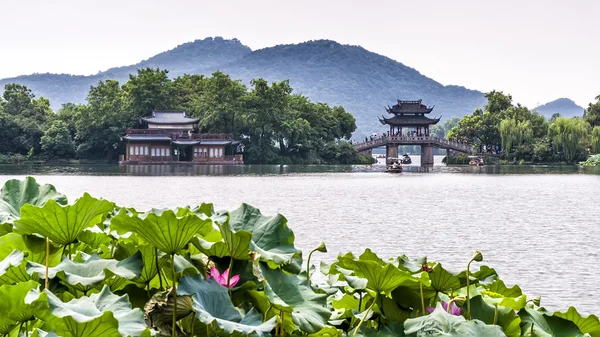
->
125, 129, 233, 140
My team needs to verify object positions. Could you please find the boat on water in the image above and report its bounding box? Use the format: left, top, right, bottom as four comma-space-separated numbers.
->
386, 158, 403, 173
469, 155, 485, 166
400, 154, 412, 164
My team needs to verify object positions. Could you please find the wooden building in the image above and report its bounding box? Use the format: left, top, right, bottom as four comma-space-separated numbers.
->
120, 110, 243, 164
378, 99, 440, 137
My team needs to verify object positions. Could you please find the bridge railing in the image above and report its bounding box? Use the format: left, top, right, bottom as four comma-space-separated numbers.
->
354, 135, 472, 152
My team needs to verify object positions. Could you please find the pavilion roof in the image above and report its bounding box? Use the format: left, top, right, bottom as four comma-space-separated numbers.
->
141, 110, 200, 125
385, 99, 434, 114
378, 114, 441, 126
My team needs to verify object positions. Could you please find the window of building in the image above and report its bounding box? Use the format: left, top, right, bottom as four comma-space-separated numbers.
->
134, 146, 139, 155
151, 148, 156, 157
218, 148, 223, 158
209, 148, 214, 158
129, 146, 133, 155
144, 146, 149, 156
166, 148, 170, 157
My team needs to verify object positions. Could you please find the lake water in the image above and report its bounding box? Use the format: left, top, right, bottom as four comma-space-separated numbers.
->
1, 158, 600, 314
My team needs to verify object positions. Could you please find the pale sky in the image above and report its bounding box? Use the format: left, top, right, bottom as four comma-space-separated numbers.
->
1, 0, 598, 107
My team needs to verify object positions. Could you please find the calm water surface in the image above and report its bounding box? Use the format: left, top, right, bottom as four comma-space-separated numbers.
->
1, 159, 599, 314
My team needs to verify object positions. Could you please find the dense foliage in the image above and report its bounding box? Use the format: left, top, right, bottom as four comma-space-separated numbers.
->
0, 68, 372, 164
1, 177, 599, 337
448, 91, 600, 164
0, 38, 487, 137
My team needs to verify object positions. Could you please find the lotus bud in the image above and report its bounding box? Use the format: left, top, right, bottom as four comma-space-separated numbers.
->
532, 296, 541, 307
452, 295, 466, 307
315, 241, 327, 253
471, 251, 483, 262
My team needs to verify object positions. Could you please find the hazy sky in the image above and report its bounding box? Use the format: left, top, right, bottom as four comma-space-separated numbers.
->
1, 0, 598, 107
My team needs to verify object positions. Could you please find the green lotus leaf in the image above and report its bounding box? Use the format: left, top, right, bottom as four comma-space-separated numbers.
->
398, 255, 428, 273
465, 295, 521, 337
78, 225, 114, 249
34, 285, 151, 337
430, 263, 461, 293
479, 279, 527, 310
0, 177, 67, 225
178, 275, 277, 336
0, 280, 39, 325
457, 265, 498, 287
13, 193, 114, 246
110, 208, 212, 255
27, 252, 143, 292
0, 223, 11, 236
30, 329, 62, 337
338, 254, 414, 295
554, 307, 600, 336
519, 306, 583, 336
260, 263, 331, 333
0, 319, 17, 335
361, 322, 405, 337
331, 292, 362, 318
229, 203, 302, 272
306, 326, 342, 336
193, 221, 253, 260
0, 249, 30, 285
114, 242, 166, 285
404, 303, 505, 336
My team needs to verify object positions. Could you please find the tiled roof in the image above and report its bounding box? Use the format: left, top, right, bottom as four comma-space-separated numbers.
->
200, 140, 233, 145
379, 115, 441, 126
122, 135, 172, 141
141, 110, 200, 125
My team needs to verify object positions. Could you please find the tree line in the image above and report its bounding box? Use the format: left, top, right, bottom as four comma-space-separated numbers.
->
447, 91, 600, 163
0, 68, 373, 164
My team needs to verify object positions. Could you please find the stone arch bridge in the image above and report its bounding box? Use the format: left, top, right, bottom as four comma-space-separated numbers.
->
354, 135, 472, 166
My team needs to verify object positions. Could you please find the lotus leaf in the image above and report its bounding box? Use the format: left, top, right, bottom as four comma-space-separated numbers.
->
114, 242, 166, 285
0, 249, 30, 285
430, 263, 461, 293
30, 329, 62, 337
403, 303, 505, 336
479, 279, 527, 310
554, 307, 600, 337
260, 263, 331, 333
0, 280, 39, 324
398, 255, 428, 274
177, 275, 277, 336
33, 285, 151, 337
464, 295, 521, 337
27, 252, 143, 292
14, 193, 114, 246
0, 177, 67, 225
229, 203, 302, 272
519, 306, 583, 336
110, 208, 212, 254
338, 256, 414, 296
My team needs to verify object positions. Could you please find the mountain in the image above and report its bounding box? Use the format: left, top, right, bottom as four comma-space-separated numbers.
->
0, 37, 487, 136
534, 98, 585, 118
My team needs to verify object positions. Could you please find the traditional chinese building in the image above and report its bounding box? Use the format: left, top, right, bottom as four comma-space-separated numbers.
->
120, 110, 243, 164
379, 99, 440, 137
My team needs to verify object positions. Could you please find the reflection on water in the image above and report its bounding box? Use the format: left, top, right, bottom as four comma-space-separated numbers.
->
0, 161, 598, 176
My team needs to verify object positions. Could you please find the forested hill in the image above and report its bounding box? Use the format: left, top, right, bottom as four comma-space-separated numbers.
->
0, 37, 489, 135
534, 98, 584, 118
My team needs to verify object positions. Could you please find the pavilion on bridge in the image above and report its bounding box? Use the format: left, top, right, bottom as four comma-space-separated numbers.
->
379, 99, 440, 137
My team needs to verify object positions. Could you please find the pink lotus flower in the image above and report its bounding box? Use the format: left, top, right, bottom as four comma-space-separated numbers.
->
207, 267, 240, 288
427, 301, 462, 316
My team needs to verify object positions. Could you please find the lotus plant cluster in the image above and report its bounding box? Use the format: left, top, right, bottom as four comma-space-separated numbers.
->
0, 177, 598, 337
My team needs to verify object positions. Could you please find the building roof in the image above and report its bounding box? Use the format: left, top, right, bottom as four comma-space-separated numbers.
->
379, 115, 441, 126
122, 135, 172, 141
141, 110, 200, 125
200, 140, 233, 145
172, 140, 201, 145
385, 99, 434, 115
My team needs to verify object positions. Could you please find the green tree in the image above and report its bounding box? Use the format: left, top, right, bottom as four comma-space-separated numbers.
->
123, 67, 174, 117
499, 119, 533, 152
584, 95, 600, 127
40, 120, 76, 158
592, 126, 600, 154
548, 117, 590, 162
75, 80, 131, 160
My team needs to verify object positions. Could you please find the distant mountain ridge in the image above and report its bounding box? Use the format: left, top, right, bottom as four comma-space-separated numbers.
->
0, 37, 578, 136
534, 98, 584, 118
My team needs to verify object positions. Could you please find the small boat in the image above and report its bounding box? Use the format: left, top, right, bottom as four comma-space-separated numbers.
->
468, 156, 485, 166
386, 158, 403, 173
386, 166, 403, 173
400, 154, 412, 164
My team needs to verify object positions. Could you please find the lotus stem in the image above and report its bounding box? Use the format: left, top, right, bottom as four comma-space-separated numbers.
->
306, 249, 316, 287
280, 311, 285, 336
358, 291, 363, 311
378, 295, 383, 331
493, 304, 498, 325
155, 247, 163, 289
227, 257, 234, 297
190, 317, 194, 337
466, 260, 473, 320
420, 282, 425, 316
171, 254, 177, 337
352, 294, 377, 336
45, 238, 49, 289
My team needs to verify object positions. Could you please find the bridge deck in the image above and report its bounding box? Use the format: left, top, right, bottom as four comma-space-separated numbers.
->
354, 136, 472, 153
